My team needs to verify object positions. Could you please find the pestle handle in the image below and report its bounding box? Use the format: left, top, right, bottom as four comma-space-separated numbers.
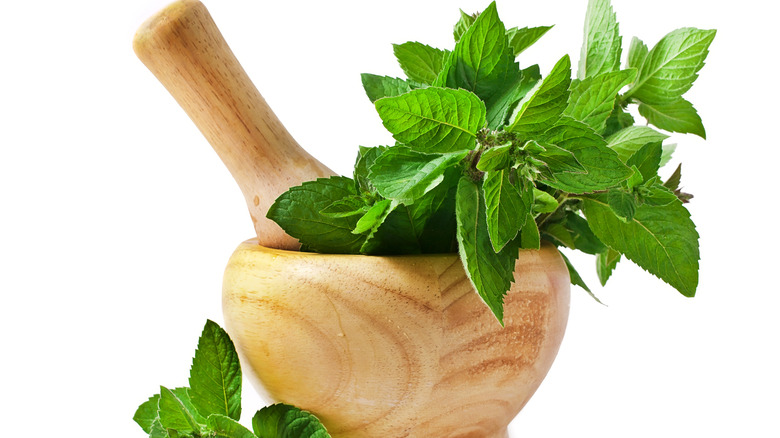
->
133, 0, 335, 250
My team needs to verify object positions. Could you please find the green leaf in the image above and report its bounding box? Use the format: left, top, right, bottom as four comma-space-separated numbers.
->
134, 394, 161, 434
267, 177, 366, 254
607, 190, 636, 221
374, 87, 486, 153
369, 147, 466, 204
582, 195, 699, 297
456, 176, 520, 325
252, 404, 331, 438
564, 69, 637, 132
625, 27, 716, 104
627, 36, 648, 71
543, 222, 575, 249
533, 141, 586, 175
507, 55, 572, 137
354, 146, 387, 193
353, 199, 395, 235
393, 42, 449, 85
207, 415, 258, 438
453, 9, 477, 42
638, 97, 706, 138
626, 142, 662, 182
578, 0, 622, 79
360, 74, 412, 103
565, 211, 607, 255
149, 418, 171, 438
538, 117, 632, 193
596, 248, 621, 286
320, 195, 366, 218
477, 143, 514, 172
660, 143, 676, 167
625, 166, 644, 192
605, 125, 669, 162
664, 164, 682, 191
485, 65, 540, 130
189, 320, 242, 421
506, 25, 554, 56
158, 386, 202, 433
483, 170, 532, 252
602, 103, 635, 137
520, 213, 540, 249
558, 250, 599, 302
436, 2, 518, 105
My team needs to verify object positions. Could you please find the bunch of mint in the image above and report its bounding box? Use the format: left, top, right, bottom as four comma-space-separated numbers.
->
134, 320, 330, 438
268, 0, 715, 324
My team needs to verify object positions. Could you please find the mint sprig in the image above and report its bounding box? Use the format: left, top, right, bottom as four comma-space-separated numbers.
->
134, 320, 330, 438
267, 0, 714, 324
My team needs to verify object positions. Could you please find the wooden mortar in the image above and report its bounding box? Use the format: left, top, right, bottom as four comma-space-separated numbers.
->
134, 2, 571, 436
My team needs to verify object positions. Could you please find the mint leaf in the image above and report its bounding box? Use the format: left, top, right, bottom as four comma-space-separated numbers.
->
532, 188, 558, 214
453, 9, 477, 42
564, 69, 637, 133
606, 125, 669, 162
374, 87, 486, 153
485, 65, 540, 130
189, 320, 242, 421
627, 36, 648, 71
267, 177, 366, 254
320, 195, 366, 218
520, 213, 541, 249
369, 147, 466, 204
477, 143, 514, 172
608, 189, 636, 221
558, 250, 596, 300
638, 97, 706, 138
158, 386, 202, 433
538, 117, 632, 193
207, 414, 258, 438
456, 176, 520, 324
393, 42, 449, 85
543, 222, 575, 249
578, 0, 622, 79
436, 2, 518, 105
660, 143, 676, 168
149, 418, 170, 438
596, 248, 621, 286
507, 55, 571, 137
534, 141, 586, 175
134, 394, 161, 433
354, 145, 387, 193
506, 25, 554, 56
483, 169, 532, 252
625, 28, 716, 105
582, 195, 699, 296
360, 74, 412, 103
353, 199, 394, 235
664, 163, 682, 191
626, 141, 662, 182
565, 211, 607, 255
252, 404, 331, 438
603, 103, 635, 137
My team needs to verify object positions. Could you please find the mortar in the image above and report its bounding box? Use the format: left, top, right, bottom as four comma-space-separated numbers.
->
134, 2, 571, 436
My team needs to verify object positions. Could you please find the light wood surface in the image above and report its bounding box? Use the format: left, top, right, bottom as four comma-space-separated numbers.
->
133, 0, 335, 250
223, 240, 571, 438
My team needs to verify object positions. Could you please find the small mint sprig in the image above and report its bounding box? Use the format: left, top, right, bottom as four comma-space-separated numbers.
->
133, 320, 330, 438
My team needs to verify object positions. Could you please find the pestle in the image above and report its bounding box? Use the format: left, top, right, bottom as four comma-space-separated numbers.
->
132, 0, 335, 250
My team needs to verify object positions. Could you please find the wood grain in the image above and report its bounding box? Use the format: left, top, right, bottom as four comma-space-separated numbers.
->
133, 0, 335, 250
223, 241, 570, 437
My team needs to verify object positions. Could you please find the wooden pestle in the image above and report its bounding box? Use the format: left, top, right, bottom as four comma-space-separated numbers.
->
133, 0, 335, 250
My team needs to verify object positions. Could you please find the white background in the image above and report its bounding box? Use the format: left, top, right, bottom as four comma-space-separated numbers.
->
1, 0, 778, 436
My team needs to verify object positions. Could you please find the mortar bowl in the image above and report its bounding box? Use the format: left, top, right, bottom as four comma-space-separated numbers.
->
222, 239, 570, 438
